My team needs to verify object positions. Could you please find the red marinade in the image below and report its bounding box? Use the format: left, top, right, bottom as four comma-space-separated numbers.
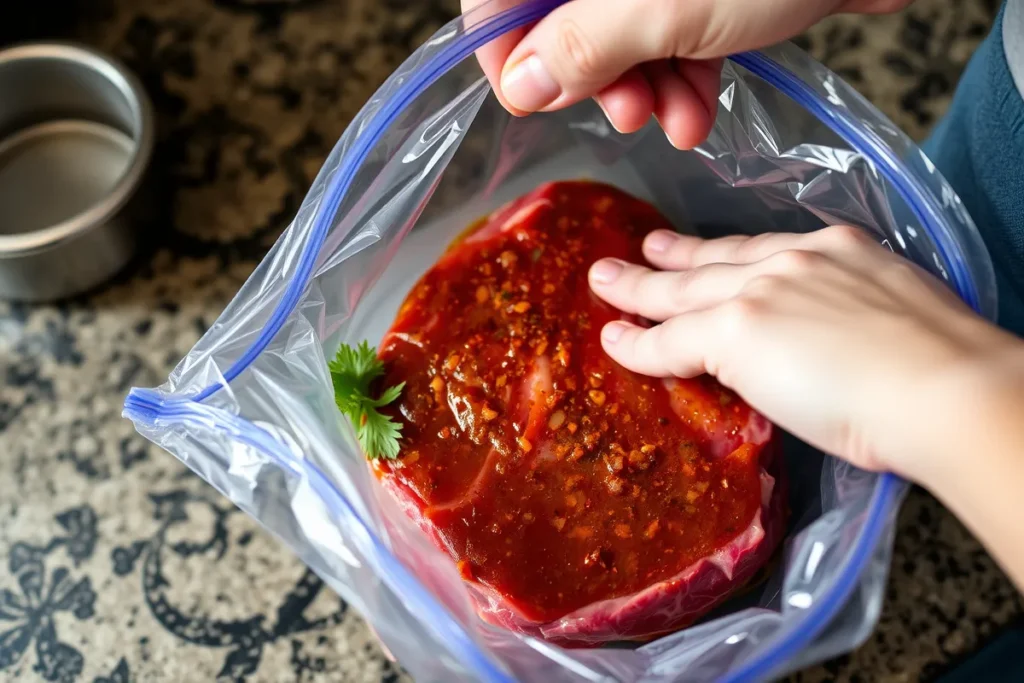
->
374, 181, 786, 644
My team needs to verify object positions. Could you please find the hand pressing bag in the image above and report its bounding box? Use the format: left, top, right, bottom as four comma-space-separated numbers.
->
123, 1, 997, 681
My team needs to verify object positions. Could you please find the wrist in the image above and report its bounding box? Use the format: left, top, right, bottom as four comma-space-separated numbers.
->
904, 323, 1024, 492
905, 332, 1024, 590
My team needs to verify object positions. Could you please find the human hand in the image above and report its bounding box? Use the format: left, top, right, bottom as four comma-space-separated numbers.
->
587, 225, 1024, 485
462, 0, 911, 149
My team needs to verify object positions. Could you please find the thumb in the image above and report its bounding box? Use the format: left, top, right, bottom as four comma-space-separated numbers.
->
496, 0, 845, 113
498, 0, 690, 113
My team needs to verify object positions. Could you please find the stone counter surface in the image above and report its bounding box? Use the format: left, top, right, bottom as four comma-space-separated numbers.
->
1, 0, 1020, 681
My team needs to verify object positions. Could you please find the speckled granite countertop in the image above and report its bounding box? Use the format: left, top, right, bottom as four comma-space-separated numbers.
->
1, 0, 1021, 681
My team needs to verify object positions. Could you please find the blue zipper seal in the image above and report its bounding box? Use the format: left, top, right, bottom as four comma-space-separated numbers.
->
125, 1, 989, 680
123, 390, 518, 683
190, 0, 569, 404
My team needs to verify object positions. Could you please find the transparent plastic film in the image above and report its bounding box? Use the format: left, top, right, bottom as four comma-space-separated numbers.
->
123, 1, 996, 682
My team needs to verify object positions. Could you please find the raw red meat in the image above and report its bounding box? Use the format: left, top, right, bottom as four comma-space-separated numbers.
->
373, 181, 786, 645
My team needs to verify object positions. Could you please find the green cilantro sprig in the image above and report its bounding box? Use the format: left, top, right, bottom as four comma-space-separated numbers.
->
329, 341, 405, 460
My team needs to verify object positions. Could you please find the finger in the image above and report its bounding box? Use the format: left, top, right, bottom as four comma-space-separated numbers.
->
462, 0, 532, 116
496, 0, 840, 114
589, 258, 750, 321
644, 232, 804, 271
643, 225, 880, 271
498, 0, 680, 113
678, 58, 725, 108
644, 60, 717, 150
594, 68, 655, 134
600, 315, 716, 378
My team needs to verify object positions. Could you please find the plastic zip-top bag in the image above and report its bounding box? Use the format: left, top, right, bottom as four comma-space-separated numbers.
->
123, 1, 997, 681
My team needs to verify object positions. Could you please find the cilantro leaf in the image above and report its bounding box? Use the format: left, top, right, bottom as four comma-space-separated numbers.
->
360, 408, 404, 461
370, 382, 405, 408
329, 342, 404, 460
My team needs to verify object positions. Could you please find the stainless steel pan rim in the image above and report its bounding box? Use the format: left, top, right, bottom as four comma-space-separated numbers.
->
0, 42, 153, 257
0, 41, 154, 301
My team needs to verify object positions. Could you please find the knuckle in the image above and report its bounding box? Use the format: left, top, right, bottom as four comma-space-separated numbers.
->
649, 0, 692, 57
635, 327, 665, 366
734, 233, 773, 260
653, 0, 716, 57
823, 224, 871, 249
768, 248, 822, 273
669, 270, 696, 307
657, 321, 693, 376
744, 273, 786, 298
690, 6, 732, 56
884, 257, 924, 284
718, 297, 764, 337
629, 267, 660, 299
691, 238, 723, 264
554, 19, 603, 81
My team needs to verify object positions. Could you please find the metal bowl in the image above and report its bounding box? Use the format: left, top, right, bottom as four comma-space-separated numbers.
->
0, 42, 154, 302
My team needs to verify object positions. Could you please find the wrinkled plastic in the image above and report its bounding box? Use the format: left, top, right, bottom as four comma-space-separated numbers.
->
123, 1, 997, 681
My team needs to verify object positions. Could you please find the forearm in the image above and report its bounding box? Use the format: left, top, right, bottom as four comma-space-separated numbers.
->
916, 350, 1024, 591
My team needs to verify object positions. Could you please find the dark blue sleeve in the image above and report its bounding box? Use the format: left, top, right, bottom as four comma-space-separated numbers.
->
923, 0, 1024, 336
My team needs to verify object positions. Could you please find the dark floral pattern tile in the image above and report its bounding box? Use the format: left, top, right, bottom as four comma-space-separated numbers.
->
0, 0, 1018, 681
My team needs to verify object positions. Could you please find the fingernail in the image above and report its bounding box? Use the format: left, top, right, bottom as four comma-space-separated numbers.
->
594, 96, 623, 134
501, 55, 560, 112
646, 231, 677, 254
654, 114, 681, 151
664, 129, 685, 151
590, 258, 624, 284
602, 322, 627, 344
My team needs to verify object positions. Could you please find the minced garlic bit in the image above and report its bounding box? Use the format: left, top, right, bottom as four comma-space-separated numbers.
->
554, 342, 570, 367
588, 390, 606, 407
499, 250, 517, 268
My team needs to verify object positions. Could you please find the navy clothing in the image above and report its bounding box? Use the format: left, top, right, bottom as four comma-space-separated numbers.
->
923, 0, 1024, 336
924, 5, 1022, 680
935, 621, 1024, 682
